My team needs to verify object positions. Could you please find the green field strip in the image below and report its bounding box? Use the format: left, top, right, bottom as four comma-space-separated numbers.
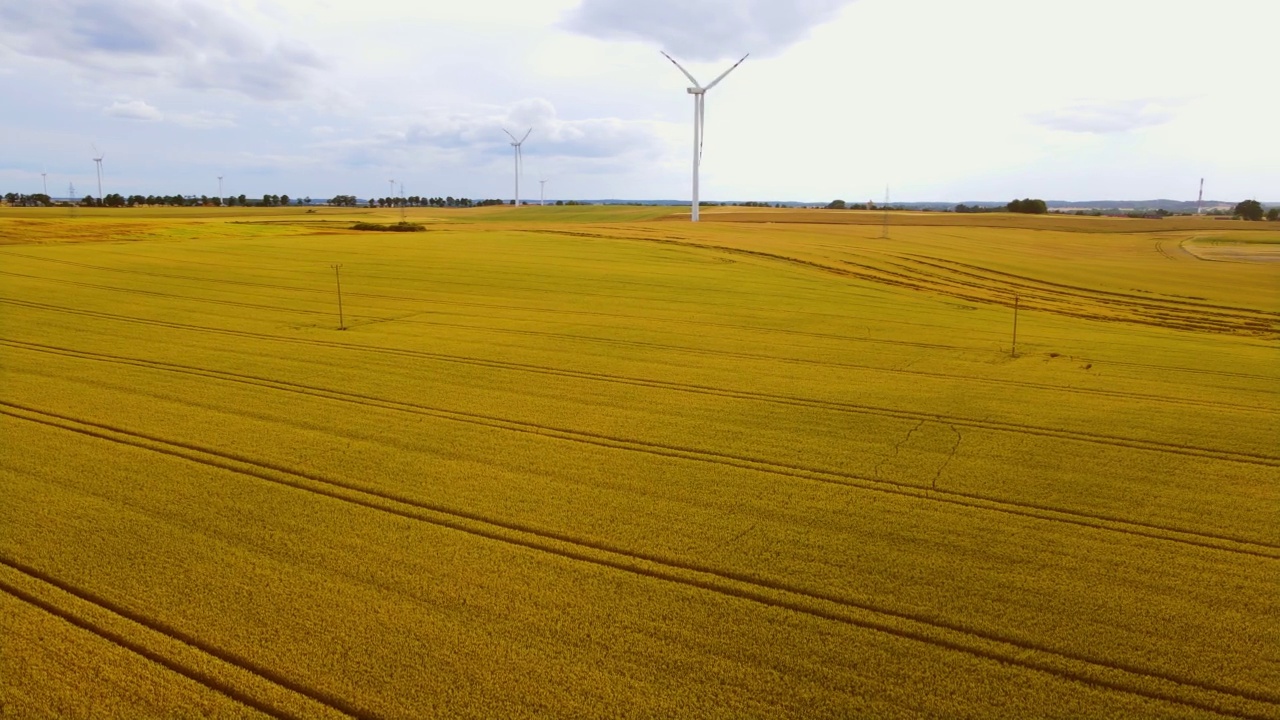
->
1, 296, 1273, 468
0, 562, 350, 720
0, 248, 1002, 352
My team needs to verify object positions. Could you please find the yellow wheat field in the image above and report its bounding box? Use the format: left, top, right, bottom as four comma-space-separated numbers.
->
1, 205, 1277, 719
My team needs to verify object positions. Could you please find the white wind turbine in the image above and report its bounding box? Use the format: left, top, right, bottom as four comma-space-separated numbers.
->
91, 144, 105, 201
503, 128, 531, 207
661, 51, 748, 222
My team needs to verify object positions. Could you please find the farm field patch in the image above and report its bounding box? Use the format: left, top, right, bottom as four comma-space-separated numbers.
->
1, 206, 1277, 718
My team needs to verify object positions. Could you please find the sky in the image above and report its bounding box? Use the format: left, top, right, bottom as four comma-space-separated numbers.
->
1, 0, 1276, 203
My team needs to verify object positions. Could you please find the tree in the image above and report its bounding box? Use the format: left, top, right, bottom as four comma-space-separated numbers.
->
1267, 207, 1279, 222
1234, 199, 1264, 221
1008, 198, 1048, 214
826, 199, 846, 209
281, 194, 290, 206
238, 194, 247, 206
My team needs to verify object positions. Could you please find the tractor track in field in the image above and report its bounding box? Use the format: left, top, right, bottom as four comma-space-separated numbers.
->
4, 340, 1277, 559
523, 232, 1276, 337
2, 401, 1277, 720
3, 301, 1276, 469
0, 561, 362, 720
881, 253, 1279, 334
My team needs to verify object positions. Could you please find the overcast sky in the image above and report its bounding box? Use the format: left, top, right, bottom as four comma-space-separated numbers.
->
1, 0, 1276, 202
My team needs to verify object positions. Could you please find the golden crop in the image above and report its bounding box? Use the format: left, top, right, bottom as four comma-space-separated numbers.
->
1, 205, 1277, 718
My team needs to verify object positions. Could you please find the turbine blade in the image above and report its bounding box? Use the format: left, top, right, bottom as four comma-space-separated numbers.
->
520, 128, 532, 143
503, 128, 518, 143
698, 95, 705, 162
704, 53, 748, 91
661, 51, 701, 87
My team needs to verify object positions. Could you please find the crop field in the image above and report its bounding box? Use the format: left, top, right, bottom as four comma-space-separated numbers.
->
0, 205, 1277, 718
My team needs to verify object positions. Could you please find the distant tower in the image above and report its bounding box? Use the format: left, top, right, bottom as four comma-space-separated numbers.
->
91, 145, 104, 201
1196, 178, 1204, 215
41, 172, 47, 197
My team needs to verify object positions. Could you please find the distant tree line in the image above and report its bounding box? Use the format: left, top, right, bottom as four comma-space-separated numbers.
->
3, 193, 53, 206
370, 196, 509, 208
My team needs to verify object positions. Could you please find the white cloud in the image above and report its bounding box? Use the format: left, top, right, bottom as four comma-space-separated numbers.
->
1029, 99, 1184, 135
395, 99, 667, 161
171, 111, 236, 129
562, 0, 854, 61
104, 99, 162, 121
0, 0, 325, 100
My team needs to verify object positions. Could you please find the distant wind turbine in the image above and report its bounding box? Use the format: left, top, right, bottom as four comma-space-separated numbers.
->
41, 171, 47, 197
539, 178, 547, 206
661, 51, 748, 222
91, 145, 105, 201
217, 176, 224, 204
503, 128, 531, 207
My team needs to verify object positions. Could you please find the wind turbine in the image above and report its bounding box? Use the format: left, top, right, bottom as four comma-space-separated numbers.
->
503, 128, 531, 207
91, 145, 105, 201
661, 51, 748, 222
41, 171, 47, 197
217, 176, 224, 205
539, 178, 547, 206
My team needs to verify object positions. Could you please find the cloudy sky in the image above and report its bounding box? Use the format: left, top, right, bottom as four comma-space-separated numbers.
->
1, 0, 1276, 202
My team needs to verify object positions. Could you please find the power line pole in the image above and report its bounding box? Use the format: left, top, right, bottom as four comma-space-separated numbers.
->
331, 264, 345, 330
880, 185, 890, 239
1011, 293, 1019, 358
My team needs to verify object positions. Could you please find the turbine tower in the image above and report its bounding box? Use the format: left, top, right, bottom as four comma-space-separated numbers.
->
41, 171, 47, 197
503, 128, 531, 207
217, 176, 224, 205
91, 145, 105, 201
661, 51, 748, 222
1196, 178, 1204, 215
539, 178, 547, 206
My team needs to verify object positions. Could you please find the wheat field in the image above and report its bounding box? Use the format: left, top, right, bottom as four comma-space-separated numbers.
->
1, 205, 1277, 719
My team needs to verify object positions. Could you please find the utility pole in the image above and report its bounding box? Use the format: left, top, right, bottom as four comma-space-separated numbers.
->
1011, 293, 1019, 358
880, 185, 890, 239
331, 264, 345, 330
